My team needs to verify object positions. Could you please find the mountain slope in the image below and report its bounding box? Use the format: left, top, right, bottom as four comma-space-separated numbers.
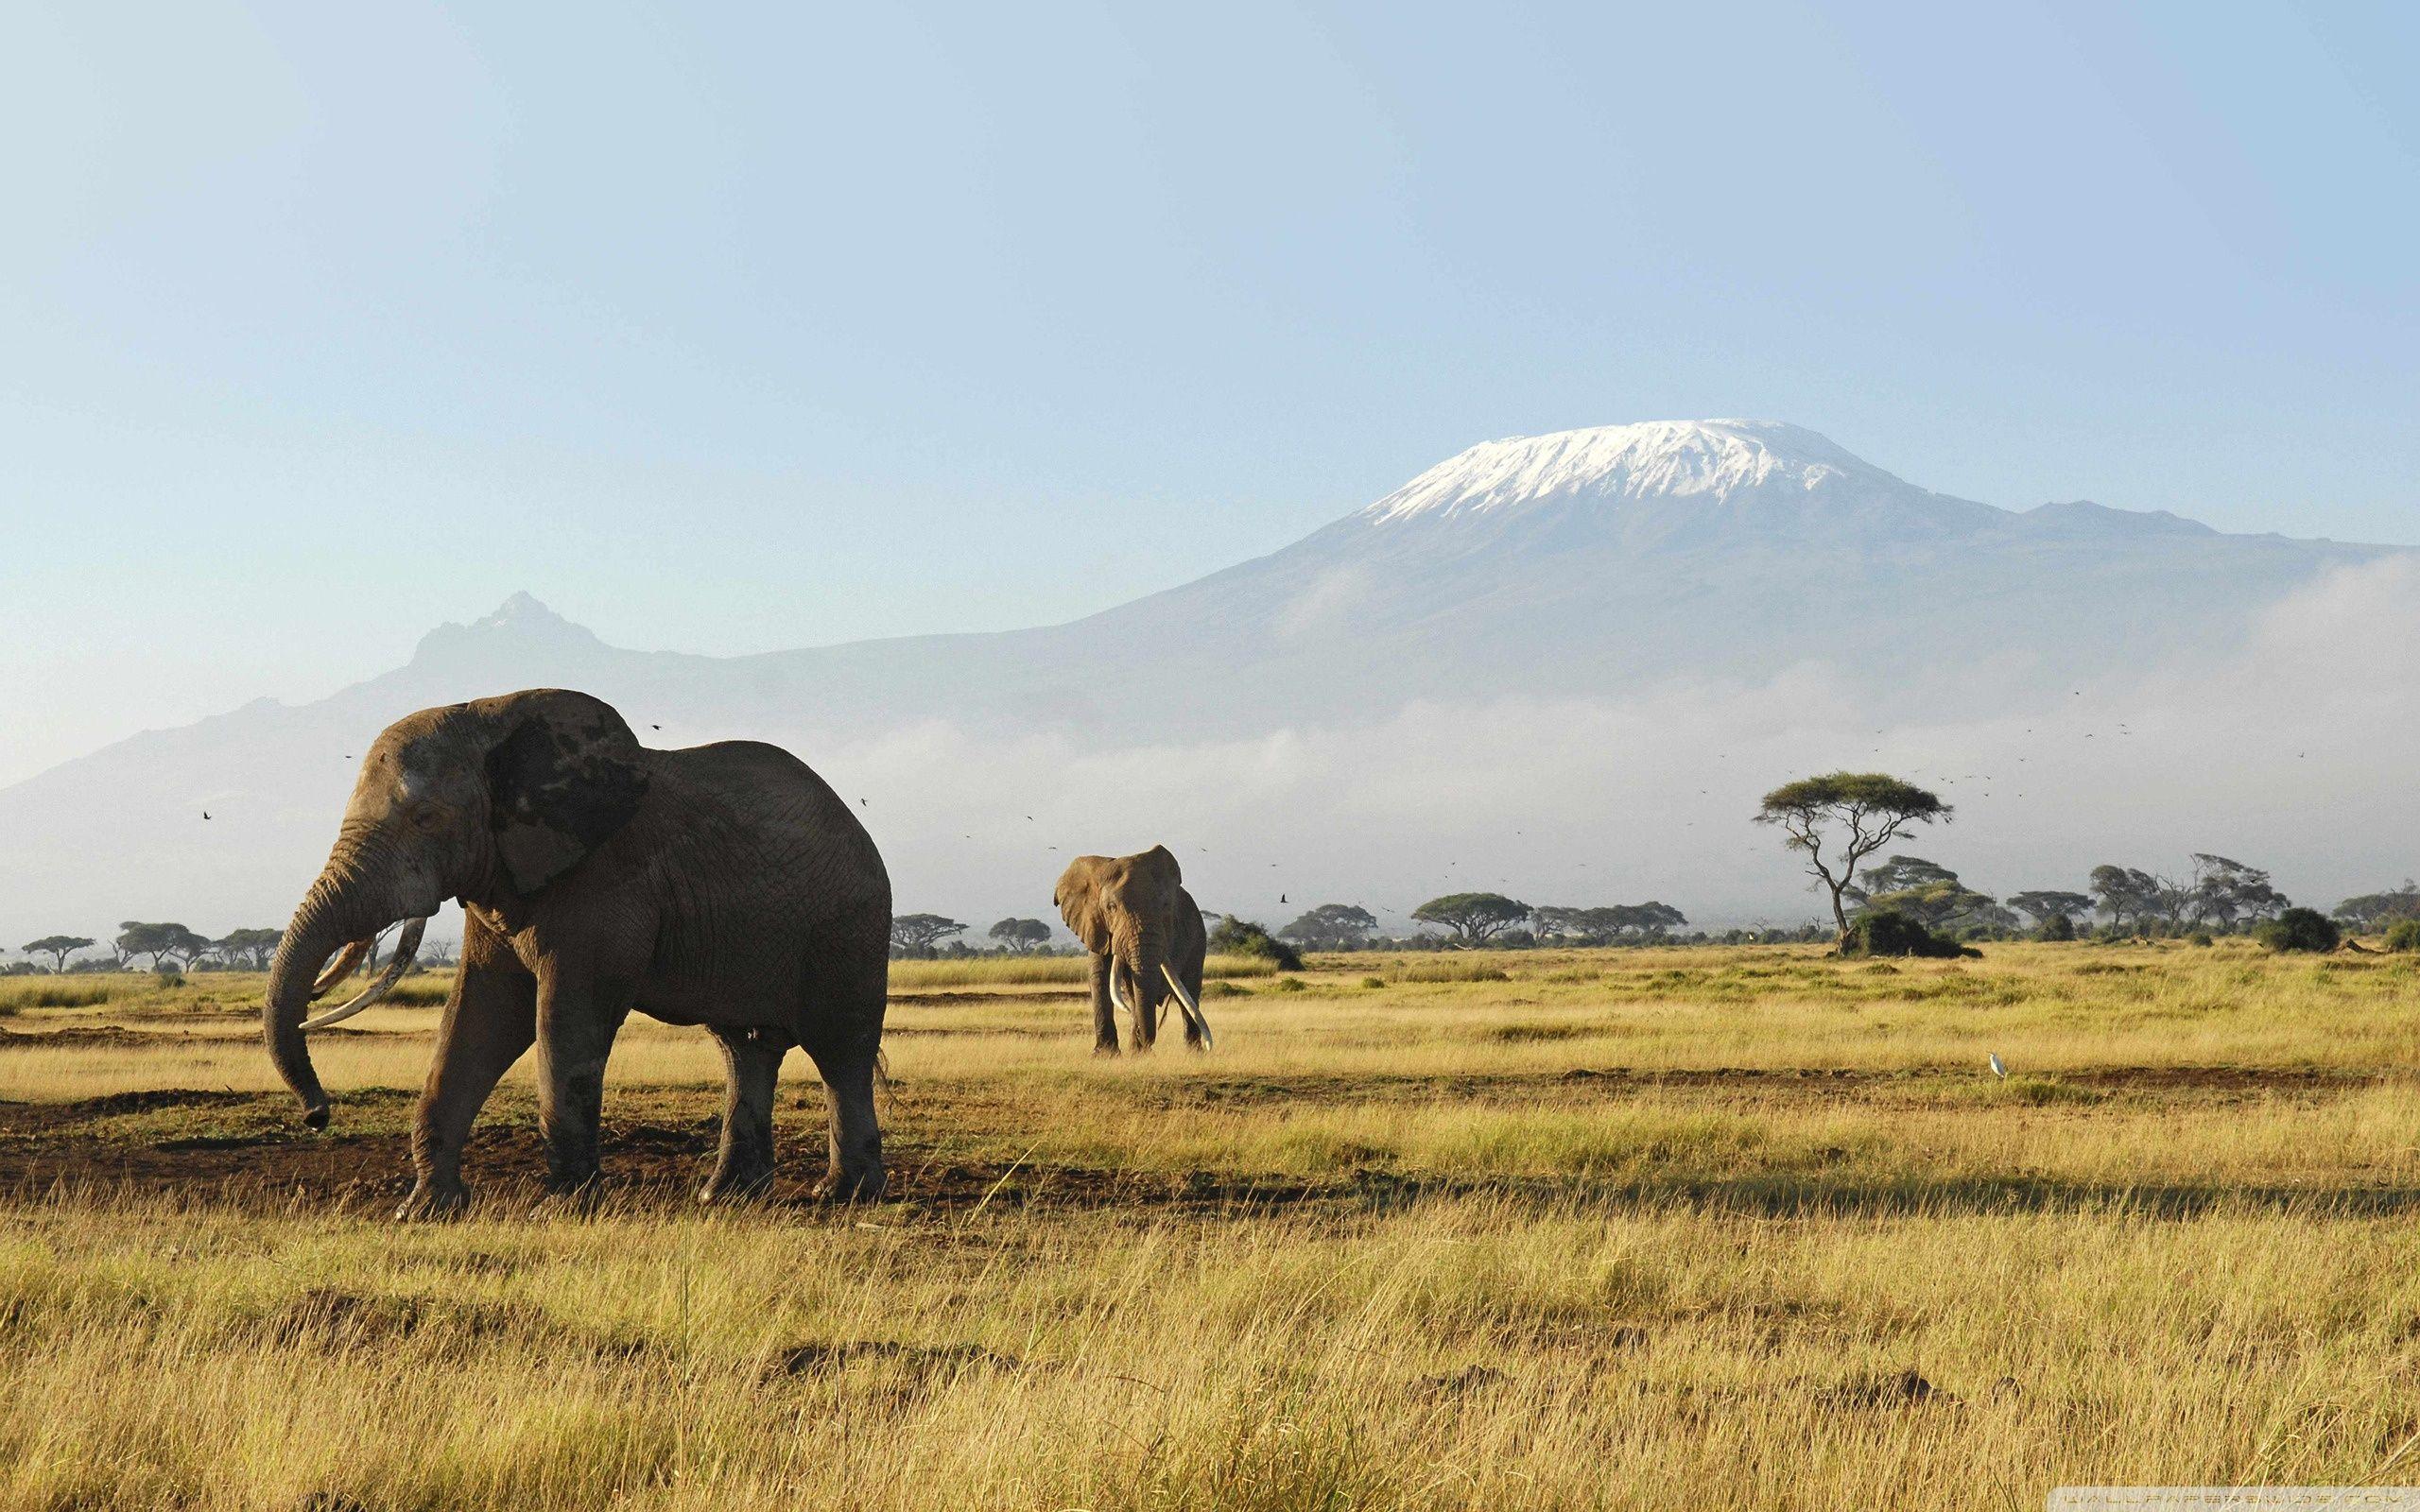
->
0, 420, 2401, 932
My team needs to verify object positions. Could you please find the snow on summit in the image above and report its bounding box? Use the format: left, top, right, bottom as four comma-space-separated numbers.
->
1358, 419, 1908, 524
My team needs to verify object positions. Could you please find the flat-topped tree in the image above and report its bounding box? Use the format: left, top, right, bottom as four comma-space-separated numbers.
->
1755, 773, 1951, 947
987, 917, 1052, 954
2008, 891, 2096, 931
22, 936, 95, 972
214, 928, 283, 971
1410, 892, 1531, 948
1279, 903, 1378, 950
889, 914, 967, 956
114, 921, 211, 971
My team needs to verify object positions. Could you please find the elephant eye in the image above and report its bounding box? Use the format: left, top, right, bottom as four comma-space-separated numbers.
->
409, 801, 441, 831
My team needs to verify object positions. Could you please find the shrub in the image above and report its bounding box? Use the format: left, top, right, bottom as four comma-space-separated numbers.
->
1270, 977, 1308, 993
2256, 907, 2341, 954
0, 981, 121, 1011
1394, 959, 1512, 984
1207, 918, 1305, 972
2385, 919, 2420, 954
1360, 976, 1386, 989
2036, 913, 2077, 942
1841, 910, 1973, 960
2187, 932, 2215, 948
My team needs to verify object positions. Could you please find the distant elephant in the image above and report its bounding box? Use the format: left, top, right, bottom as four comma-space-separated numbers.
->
262, 688, 891, 1215
1053, 845, 1211, 1054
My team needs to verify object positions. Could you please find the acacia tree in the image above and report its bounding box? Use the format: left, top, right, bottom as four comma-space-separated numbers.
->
1278, 903, 1378, 950
2183, 854, 2288, 933
2089, 866, 2178, 934
2336, 883, 2420, 931
1534, 903, 1688, 945
987, 917, 1052, 954
1755, 773, 1951, 947
890, 914, 967, 956
115, 921, 211, 970
2007, 891, 2095, 929
1855, 856, 2011, 935
213, 928, 283, 971
1409, 892, 1531, 948
21, 936, 95, 972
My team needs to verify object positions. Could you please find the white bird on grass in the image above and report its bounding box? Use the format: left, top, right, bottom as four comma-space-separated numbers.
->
1988, 1052, 2007, 1080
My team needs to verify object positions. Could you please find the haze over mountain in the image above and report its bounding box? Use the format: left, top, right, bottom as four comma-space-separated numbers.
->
4, 421, 2411, 944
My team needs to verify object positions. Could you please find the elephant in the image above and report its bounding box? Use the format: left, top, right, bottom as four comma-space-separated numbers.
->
262, 688, 891, 1216
1053, 845, 1212, 1054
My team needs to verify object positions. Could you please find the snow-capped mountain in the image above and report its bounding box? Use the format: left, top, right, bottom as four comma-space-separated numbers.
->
0, 420, 2406, 933
1360, 419, 1991, 532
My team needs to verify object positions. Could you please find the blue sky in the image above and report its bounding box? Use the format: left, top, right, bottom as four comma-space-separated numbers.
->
3, 1, 2414, 782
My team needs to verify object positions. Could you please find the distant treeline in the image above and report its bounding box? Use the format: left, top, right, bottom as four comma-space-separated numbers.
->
880, 865, 2420, 962
15, 864, 2417, 973
1, 921, 456, 976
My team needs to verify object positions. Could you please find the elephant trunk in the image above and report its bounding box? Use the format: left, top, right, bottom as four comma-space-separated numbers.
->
263, 829, 410, 1129
1112, 922, 1171, 1039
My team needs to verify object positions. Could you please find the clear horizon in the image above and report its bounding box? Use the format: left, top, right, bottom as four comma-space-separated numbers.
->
4, 2, 2415, 784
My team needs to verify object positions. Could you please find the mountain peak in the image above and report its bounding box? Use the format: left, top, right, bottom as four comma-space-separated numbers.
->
410, 593, 605, 666
470, 591, 573, 630
1359, 420, 1911, 525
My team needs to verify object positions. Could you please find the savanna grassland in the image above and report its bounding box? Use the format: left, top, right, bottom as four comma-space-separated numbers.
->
5, 942, 2420, 1509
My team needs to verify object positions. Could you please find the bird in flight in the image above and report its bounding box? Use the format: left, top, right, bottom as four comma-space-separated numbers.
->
202, 812, 212, 820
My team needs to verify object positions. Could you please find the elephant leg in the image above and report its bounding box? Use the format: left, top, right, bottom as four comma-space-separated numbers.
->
804, 1040, 885, 1202
1089, 951, 1119, 1056
533, 972, 633, 1196
401, 953, 536, 1220
701, 1025, 788, 1202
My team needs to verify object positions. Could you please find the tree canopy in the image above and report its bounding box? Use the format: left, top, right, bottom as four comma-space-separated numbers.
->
21, 936, 95, 971
1278, 903, 1378, 950
2336, 883, 2420, 930
1754, 773, 1951, 944
213, 928, 284, 970
1409, 893, 1531, 947
1531, 903, 1686, 944
2006, 891, 2095, 928
889, 914, 967, 954
114, 921, 210, 970
987, 917, 1052, 953
2089, 866, 2174, 934
2181, 854, 2288, 931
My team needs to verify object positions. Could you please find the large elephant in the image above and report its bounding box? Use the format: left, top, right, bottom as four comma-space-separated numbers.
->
1053, 846, 1211, 1054
263, 688, 890, 1215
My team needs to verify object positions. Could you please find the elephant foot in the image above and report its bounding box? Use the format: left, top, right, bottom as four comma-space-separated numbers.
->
812, 1165, 888, 1204
1093, 1042, 1120, 1057
540, 1171, 606, 1215
698, 1164, 775, 1205
395, 1179, 470, 1223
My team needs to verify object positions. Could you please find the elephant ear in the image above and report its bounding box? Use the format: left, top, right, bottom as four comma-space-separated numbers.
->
482, 693, 651, 895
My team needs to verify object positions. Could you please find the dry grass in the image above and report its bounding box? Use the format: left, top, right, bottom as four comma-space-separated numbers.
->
887, 953, 1280, 989
5, 942, 2420, 1508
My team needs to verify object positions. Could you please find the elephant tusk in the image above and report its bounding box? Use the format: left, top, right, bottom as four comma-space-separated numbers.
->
1159, 963, 1212, 1049
301, 918, 429, 1032
308, 938, 373, 1001
1107, 968, 1131, 1022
